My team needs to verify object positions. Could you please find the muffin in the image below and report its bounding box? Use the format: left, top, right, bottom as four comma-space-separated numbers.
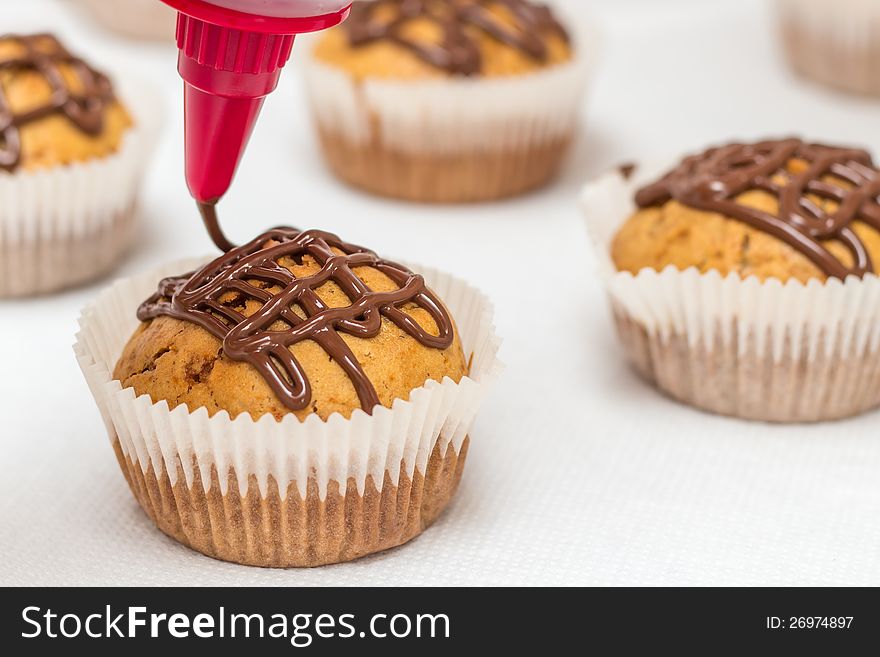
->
776, 0, 880, 96
0, 33, 156, 297
583, 138, 880, 422
72, 0, 177, 41
75, 227, 501, 567
304, 0, 594, 203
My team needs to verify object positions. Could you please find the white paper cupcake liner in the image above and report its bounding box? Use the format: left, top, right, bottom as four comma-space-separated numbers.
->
582, 160, 880, 422
775, 0, 880, 96
74, 257, 502, 501
0, 75, 162, 297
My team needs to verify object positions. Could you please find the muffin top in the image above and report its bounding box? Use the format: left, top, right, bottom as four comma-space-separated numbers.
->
0, 33, 132, 172
612, 138, 880, 283
114, 228, 469, 421
313, 0, 572, 79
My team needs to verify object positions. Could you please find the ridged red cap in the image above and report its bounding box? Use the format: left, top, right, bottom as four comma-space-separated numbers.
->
166, 0, 351, 205
176, 13, 295, 75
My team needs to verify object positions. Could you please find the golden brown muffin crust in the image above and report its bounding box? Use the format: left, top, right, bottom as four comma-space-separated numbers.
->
113, 251, 469, 422
313, 0, 573, 80
612, 158, 880, 284
0, 34, 132, 171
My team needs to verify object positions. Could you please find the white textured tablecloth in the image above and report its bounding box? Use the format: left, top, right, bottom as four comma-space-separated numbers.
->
2, 0, 880, 587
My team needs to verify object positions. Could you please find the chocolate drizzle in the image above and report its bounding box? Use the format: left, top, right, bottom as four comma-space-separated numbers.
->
635, 139, 880, 279
0, 34, 115, 172
198, 201, 236, 253
345, 0, 569, 75
137, 228, 455, 414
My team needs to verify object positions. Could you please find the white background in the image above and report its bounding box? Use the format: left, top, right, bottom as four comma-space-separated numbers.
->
2, 0, 880, 586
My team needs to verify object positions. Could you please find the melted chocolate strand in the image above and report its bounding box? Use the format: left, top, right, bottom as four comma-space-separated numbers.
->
197, 201, 236, 253
345, 0, 569, 75
138, 228, 455, 414
635, 138, 880, 279
0, 34, 114, 172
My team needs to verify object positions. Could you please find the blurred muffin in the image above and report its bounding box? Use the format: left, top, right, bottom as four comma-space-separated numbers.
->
584, 138, 880, 422
0, 37, 132, 169
72, 0, 177, 41
776, 0, 880, 96
0, 33, 155, 297
76, 227, 501, 567
304, 0, 594, 202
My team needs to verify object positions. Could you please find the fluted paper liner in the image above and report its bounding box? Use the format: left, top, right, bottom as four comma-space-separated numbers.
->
300, 7, 597, 201
582, 161, 880, 422
0, 76, 161, 297
74, 259, 502, 566
776, 0, 880, 96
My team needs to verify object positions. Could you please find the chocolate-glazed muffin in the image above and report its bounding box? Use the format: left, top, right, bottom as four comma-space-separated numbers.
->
314, 0, 573, 78
76, 227, 501, 568
115, 228, 469, 421
304, 0, 593, 202
0, 34, 132, 170
584, 138, 880, 423
612, 139, 880, 284
0, 33, 153, 297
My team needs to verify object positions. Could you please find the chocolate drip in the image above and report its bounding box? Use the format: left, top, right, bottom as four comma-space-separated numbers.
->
0, 34, 115, 172
345, 0, 569, 75
137, 228, 455, 414
635, 138, 880, 279
197, 201, 236, 253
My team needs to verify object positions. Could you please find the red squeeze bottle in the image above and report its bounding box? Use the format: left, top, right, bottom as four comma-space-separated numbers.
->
160, 0, 351, 248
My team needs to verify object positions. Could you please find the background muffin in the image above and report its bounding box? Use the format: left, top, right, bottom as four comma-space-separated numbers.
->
0, 33, 156, 297
0, 35, 132, 169
776, 0, 880, 96
304, 0, 594, 203
70, 0, 177, 41
584, 138, 880, 423
612, 145, 880, 284
77, 227, 501, 568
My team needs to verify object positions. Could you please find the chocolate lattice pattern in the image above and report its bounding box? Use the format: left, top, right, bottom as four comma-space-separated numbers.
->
0, 33, 115, 171
345, 0, 569, 75
636, 139, 880, 279
138, 228, 455, 413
